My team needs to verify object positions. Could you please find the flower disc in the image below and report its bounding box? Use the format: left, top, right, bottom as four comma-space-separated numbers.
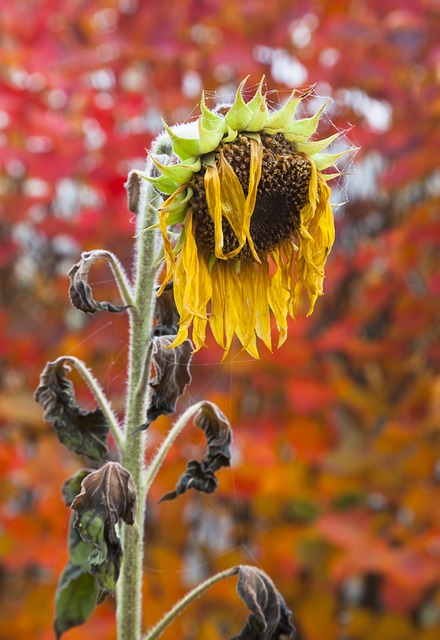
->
191, 133, 312, 260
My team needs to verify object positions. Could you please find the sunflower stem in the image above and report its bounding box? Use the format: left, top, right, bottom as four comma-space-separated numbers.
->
143, 567, 239, 640
105, 250, 136, 309
116, 176, 162, 640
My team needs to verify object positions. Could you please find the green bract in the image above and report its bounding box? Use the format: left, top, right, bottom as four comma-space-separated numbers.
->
141, 77, 345, 200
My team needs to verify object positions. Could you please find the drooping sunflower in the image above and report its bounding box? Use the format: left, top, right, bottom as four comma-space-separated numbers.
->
141, 78, 350, 358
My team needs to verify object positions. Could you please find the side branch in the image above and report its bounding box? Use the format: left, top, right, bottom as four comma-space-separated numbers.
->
143, 401, 204, 495
143, 567, 239, 640
57, 355, 124, 450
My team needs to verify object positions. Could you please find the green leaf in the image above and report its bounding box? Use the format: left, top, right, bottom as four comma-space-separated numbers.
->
68, 517, 96, 568
34, 360, 109, 460
54, 562, 99, 639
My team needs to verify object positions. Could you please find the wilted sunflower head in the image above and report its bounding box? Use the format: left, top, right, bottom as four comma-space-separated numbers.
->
140, 77, 352, 358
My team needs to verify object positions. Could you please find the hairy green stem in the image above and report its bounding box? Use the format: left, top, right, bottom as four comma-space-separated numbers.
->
143, 567, 239, 640
143, 401, 204, 495
104, 250, 136, 309
56, 355, 124, 450
116, 178, 162, 640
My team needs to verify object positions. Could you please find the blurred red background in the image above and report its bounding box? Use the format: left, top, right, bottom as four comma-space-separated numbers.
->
1, 1, 440, 638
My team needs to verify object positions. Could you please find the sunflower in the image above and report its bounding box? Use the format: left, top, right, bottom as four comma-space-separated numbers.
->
141, 78, 349, 358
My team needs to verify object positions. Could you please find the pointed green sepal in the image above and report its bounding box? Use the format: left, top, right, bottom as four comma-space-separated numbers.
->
166, 209, 187, 225
321, 171, 343, 182
222, 122, 239, 143
135, 171, 180, 195
200, 92, 225, 131
162, 121, 201, 161
265, 90, 303, 132
208, 254, 216, 271
312, 148, 351, 171
295, 131, 342, 155
244, 77, 269, 131
243, 132, 261, 143
161, 187, 193, 213
225, 76, 253, 131
286, 98, 331, 141
199, 92, 227, 153
161, 187, 193, 224
172, 228, 186, 255
202, 152, 216, 168
150, 155, 201, 184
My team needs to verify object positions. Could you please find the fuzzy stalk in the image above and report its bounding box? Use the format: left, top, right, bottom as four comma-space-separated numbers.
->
55, 355, 124, 451
143, 567, 239, 640
116, 177, 162, 640
143, 401, 204, 496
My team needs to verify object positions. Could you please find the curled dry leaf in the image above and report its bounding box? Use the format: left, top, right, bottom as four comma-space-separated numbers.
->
68, 250, 131, 314
160, 401, 231, 502
233, 566, 295, 640
126, 152, 172, 214
70, 462, 137, 596
153, 285, 180, 336
143, 335, 193, 428
125, 169, 141, 214
34, 359, 109, 460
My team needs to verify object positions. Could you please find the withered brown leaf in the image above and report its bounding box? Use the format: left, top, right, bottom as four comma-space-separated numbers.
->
144, 335, 193, 427
124, 169, 141, 214
153, 285, 180, 336
232, 566, 295, 639
71, 462, 137, 596
160, 401, 231, 502
68, 250, 131, 314
34, 359, 109, 460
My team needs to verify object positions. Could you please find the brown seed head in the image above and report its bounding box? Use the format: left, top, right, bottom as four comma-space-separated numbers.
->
191, 133, 311, 260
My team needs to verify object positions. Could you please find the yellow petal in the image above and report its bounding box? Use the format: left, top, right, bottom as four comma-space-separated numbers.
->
157, 207, 177, 295
268, 245, 290, 346
209, 263, 226, 350
204, 143, 263, 262
204, 163, 227, 258
294, 164, 335, 316
233, 261, 258, 354
243, 138, 263, 262
254, 260, 272, 351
